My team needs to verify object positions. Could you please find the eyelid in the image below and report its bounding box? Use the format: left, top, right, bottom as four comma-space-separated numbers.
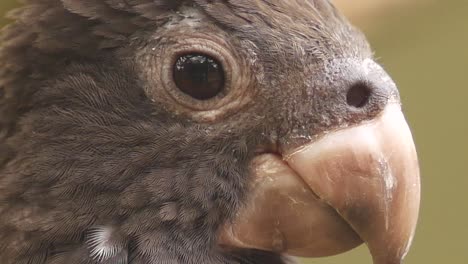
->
162, 41, 234, 110
140, 33, 254, 122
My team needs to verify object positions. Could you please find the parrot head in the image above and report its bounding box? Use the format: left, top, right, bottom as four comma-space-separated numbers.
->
0, 1, 420, 263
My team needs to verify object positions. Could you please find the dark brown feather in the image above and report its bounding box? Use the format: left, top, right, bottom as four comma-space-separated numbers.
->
0, 1, 374, 263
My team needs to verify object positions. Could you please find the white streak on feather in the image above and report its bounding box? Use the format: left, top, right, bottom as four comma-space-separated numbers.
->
86, 226, 125, 262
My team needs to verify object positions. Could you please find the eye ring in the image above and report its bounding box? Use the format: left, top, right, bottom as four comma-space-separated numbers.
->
160, 39, 237, 111
140, 34, 254, 122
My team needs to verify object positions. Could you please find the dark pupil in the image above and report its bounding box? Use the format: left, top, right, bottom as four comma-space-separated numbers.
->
173, 53, 225, 100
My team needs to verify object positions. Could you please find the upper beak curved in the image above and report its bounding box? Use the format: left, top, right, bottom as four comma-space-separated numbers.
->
286, 103, 421, 264
219, 103, 421, 264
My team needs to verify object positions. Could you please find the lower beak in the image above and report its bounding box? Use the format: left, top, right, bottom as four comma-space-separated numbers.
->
219, 104, 421, 264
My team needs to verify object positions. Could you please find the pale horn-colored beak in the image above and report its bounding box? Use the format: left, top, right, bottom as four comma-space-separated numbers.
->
219, 103, 420, 264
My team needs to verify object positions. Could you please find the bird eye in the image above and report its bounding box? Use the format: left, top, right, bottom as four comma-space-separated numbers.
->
173, 53, 225, 100
149, 36, 253, 120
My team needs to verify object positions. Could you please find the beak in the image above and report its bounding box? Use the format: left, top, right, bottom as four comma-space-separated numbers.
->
219, 104, 421, 264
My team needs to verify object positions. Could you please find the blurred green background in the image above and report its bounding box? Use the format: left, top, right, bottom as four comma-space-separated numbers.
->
1, 0, 466, 263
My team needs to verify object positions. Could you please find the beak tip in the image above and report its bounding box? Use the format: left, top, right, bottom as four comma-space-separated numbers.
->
219, 104, 420, 263
287, 104, 421, 262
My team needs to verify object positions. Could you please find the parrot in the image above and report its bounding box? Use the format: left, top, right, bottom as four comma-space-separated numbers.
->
0, 0, 421, 263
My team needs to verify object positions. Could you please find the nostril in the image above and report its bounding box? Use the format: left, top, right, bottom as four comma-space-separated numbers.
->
346, 82, 372, 108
